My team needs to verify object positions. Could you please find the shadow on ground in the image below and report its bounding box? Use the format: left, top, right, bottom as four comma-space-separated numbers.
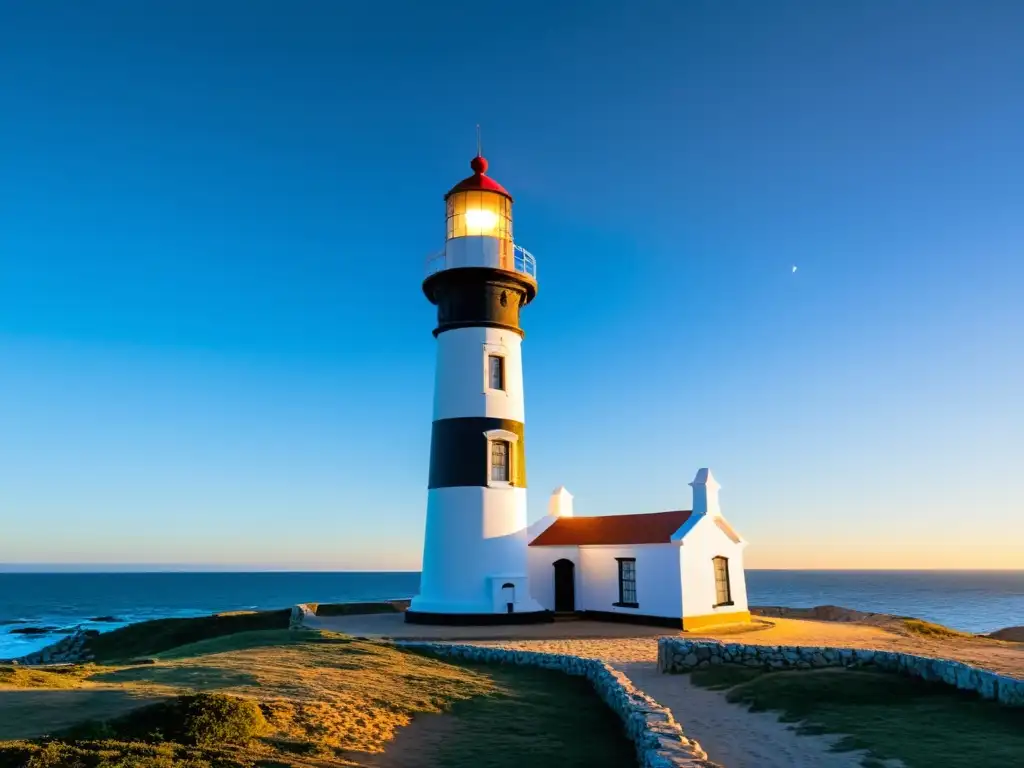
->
0, 689, 167, 740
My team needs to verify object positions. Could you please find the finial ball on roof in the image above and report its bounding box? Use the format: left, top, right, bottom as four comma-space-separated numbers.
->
470, 155, 488, 175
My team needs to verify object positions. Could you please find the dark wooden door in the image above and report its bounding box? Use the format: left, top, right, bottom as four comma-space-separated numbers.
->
553, 559, 575, 612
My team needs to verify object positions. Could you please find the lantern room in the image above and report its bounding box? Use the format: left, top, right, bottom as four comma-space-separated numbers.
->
426, 155, 536, 283
445, 156, 513, 242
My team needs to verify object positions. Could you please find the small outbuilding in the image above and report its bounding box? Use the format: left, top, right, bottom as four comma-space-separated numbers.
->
526, 468, 750, 630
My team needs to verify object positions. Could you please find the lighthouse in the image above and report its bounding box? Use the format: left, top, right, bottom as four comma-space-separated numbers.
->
406, 154, 549, 624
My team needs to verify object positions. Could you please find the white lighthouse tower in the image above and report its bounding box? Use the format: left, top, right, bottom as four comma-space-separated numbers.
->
406, 154, 549, 625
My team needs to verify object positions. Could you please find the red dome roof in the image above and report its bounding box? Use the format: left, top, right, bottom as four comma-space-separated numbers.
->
444, 155, 512, 200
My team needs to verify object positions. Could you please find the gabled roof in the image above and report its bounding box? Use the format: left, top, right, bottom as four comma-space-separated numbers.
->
529, 510, 693, 547
715, 516, 742, 544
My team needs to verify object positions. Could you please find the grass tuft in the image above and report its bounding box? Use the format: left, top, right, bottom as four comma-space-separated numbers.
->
0, 739, 248, 768
688, 665, 765, 691
689, 665, 1024, 768
900, 618, 973, 640
0, 666, 91, 690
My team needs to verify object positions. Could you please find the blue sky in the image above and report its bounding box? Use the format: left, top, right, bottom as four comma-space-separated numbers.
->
1, 1, 1021, 570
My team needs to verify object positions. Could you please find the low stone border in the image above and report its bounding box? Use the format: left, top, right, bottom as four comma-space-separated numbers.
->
399, 641, 720, 768
658, 638, 1024, 708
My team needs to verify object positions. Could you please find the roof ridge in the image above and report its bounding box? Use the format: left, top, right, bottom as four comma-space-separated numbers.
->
530, 509, 694, 547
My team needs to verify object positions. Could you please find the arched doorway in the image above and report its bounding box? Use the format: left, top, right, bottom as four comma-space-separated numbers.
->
553, 559, 575, 613
501, 582, 515, 613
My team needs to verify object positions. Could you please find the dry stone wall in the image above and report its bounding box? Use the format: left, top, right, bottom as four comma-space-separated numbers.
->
658, 638, 1024, 708
399, 641, 721, 768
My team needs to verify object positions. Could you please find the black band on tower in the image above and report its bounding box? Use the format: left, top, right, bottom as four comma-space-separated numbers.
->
423, 267, 537, 338
428, 417, 527, 489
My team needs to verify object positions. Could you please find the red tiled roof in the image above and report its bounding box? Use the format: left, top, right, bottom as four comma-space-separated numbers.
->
530, 510, 693, 547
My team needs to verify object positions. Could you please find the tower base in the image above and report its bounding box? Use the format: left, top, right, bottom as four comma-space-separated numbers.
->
405, 609, 553, 626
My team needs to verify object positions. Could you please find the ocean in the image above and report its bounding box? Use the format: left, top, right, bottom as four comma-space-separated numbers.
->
1, 570, 1021, 659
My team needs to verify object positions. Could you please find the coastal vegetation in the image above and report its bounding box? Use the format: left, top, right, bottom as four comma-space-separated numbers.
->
0, 620, 636, 767
688, 665, 1024, 768
0, 665, 90, 690
83, 609, 292, 663
899, 618, 974, 640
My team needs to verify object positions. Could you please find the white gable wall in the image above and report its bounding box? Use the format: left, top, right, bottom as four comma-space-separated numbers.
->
527, 545, 579, 610
578, 544, 683, 619
679, 514, 748, 618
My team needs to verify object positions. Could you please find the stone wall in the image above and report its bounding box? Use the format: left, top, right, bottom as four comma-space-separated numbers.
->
658, 638, 1024, 708
399, 641, 720, 768
289, 603, 317, 629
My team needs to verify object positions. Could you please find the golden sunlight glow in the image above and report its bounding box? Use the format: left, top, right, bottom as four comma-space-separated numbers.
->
464, 208, 499, 232
446, 190, 512, 240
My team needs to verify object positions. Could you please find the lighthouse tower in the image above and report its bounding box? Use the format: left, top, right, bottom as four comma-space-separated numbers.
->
406, 154, 549, 625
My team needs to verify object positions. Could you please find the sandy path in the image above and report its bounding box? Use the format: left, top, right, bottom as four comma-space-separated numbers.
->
453, 637, 871, 767
446, 617, 1023, 677
620, 662, 871, 768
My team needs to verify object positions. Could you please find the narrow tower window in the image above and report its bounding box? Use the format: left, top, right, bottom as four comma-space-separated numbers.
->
713, 556, 732, 606
490, 440, 510, 482
488, 354, 505, 390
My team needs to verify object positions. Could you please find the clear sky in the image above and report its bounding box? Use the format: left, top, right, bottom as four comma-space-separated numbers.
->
1, 1, 1021, 571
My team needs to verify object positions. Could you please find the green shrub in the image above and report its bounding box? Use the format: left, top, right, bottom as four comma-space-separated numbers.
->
0, 741, 226, 768
174, 695, 265, 747
60, 694, 266, 748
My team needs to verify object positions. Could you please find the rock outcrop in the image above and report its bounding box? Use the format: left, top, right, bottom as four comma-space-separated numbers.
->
5, 628, 98, 666
989, 626, 1024, 643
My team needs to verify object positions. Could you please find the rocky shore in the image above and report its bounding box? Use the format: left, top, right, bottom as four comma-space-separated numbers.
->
2, 628, 98, 666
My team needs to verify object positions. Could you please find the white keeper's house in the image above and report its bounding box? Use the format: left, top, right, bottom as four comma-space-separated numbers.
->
526, 468, 750, 630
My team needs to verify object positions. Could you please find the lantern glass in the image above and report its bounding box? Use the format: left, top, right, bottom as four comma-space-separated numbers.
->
446, 191, 512, 241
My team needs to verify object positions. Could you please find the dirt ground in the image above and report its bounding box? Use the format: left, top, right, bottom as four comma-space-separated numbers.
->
423, 614, 1019, 768
313, 612, 1024, 678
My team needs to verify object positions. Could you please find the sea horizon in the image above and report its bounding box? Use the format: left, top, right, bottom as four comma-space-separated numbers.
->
2, 569, 1021, 661
2, 565, 1020, 573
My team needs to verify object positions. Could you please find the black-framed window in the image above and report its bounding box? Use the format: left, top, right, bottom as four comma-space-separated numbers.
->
488, 354, 505, 390
490, 440, 510, 482
615, 558, 637, 607
713, 556, 733, 606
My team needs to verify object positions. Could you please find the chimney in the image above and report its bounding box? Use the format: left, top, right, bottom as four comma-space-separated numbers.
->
548, 486, 574, 518
689, 468, 721, 516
